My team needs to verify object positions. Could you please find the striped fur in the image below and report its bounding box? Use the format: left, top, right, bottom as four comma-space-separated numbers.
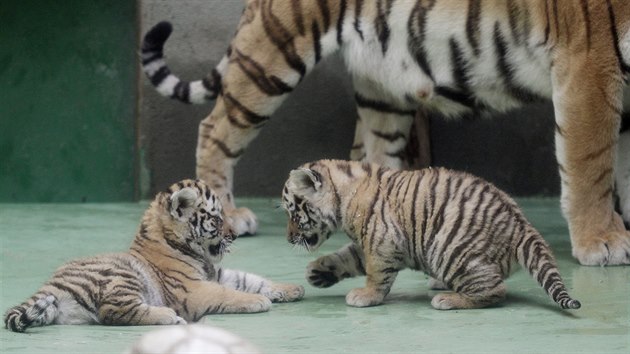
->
282, 159, 581, 310
4, 179, 303, 333
142, 0, 630, 265
616, 112, 630, 228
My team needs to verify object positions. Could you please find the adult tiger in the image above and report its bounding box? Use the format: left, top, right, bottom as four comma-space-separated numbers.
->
141, 0, 630, 266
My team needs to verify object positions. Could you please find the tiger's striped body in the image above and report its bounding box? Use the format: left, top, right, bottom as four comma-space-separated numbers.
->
142, 0, 630, 265
4, 180, 303, 333
282, 159, 581, 310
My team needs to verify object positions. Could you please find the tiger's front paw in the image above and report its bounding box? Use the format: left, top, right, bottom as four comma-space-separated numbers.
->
226, 207, 258, 236
306, 258, 342, 288
345, 288, 385, 307
266, 283, 305, 303
572, 230, 630, 266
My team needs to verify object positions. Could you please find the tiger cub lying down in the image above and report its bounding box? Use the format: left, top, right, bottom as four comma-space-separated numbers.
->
281, 160, 580, 310
4, 179, 304, 333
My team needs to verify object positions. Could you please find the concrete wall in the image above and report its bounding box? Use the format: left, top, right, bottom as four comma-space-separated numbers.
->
139, 0, 559, 198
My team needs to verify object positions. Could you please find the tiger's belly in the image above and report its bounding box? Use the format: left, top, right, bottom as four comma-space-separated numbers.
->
341, 7, 553, 117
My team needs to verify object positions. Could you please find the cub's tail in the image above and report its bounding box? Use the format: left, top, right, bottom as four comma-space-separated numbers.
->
515, 224, 581, 310
141, 21, 224, 104
4, 294, 59, 332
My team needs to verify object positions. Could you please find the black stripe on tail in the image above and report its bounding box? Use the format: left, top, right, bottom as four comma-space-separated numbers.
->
141, 21, 221, 104
4, 295, 58, 332
515, 227, 581, 310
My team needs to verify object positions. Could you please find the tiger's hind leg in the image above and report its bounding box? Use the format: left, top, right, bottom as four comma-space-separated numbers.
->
195, 2, 340, 236
551, 53, 630, 265
197, 76, 291, 236
431, 264, 506, 310
352, 75, 416, 169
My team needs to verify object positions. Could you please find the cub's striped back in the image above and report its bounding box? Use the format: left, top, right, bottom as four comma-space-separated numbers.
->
282, 159, 580, 310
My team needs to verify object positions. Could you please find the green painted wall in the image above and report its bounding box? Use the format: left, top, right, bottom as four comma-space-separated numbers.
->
0, 0, 139, 202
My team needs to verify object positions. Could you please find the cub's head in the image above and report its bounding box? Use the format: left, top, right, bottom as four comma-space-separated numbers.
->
281, 166, 339, 252
155, 179, 234, 263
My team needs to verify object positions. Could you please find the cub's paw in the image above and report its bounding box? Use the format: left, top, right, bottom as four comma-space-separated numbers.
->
572, 230, 630, 266
226, 207, 258, 236
153, 307, 188, 325
266, 283, 305, 303
431, 293, 464, 310
174, 316, 187, 325
306, 257, 342, 288
345, 288, 385, 308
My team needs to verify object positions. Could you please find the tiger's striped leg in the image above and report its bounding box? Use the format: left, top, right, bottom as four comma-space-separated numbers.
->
196, 96, 269, 236
552, 56, 630, 265
98, 299, 186, 325
431, 264, 506, 310
345, 249, 401, 308
306, 243, 366, 288
195, 0, 339, 235
349, 118, 366, 161
216, 268, 304, 303
352, 75, 416, 169
185, 281, 271, 320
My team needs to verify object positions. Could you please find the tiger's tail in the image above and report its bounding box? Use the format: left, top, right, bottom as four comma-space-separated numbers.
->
141, 21, 224, 104
515, 224, 581, 310
4, 294, 59, 332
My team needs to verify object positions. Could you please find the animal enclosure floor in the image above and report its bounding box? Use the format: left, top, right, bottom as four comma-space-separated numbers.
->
1, 199, 629, 354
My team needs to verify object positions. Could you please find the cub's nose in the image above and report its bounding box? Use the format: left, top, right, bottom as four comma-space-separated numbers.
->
287, 221, 300, 243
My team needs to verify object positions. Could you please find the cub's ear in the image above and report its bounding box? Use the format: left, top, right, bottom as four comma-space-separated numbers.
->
170, 187, 199, 220
288, 168, 322, 197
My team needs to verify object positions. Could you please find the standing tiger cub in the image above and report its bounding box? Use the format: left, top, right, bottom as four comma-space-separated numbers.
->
4, 179, 304, 333
141, 0, 630, 266
282, 160, 580, 310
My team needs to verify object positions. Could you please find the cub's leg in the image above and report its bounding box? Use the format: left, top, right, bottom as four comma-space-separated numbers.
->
431, 264, 506, 310
352, 75, 416, 169
98, 297, 186, 325
551, 53, 630, 265
345, 249, 401, 308
216, 268, 304, 303
306, 243, 366, 288
185, 281, 271, 320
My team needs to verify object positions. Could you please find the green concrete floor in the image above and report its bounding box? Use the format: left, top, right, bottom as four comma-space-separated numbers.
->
1, 199, 629, 353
